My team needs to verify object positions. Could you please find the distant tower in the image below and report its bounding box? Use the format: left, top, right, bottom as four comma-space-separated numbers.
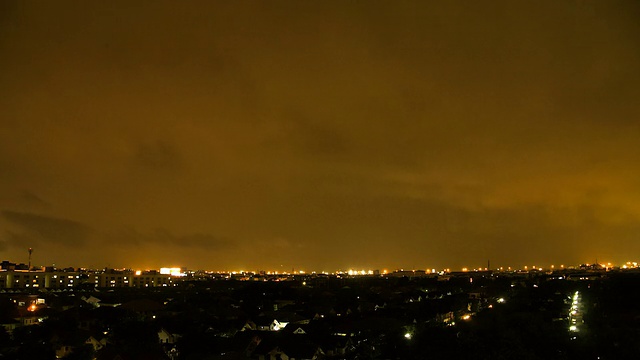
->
28, 248, 33, 271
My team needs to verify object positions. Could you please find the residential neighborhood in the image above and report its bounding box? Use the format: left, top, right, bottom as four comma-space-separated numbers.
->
1, 264, 639, 359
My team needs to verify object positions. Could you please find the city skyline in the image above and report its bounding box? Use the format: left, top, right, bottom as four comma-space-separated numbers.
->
1, 2, 640, 271
3, 249, 637, 274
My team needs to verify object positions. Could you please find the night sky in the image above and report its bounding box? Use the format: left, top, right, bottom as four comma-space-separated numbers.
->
1, 1, 639, 271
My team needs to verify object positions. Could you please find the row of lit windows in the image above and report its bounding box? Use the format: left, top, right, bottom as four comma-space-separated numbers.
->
0, 274, 175, 288
13, 275, 80, 280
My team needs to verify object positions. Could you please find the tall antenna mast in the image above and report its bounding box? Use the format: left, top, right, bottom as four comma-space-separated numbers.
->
28, 248, 33, 271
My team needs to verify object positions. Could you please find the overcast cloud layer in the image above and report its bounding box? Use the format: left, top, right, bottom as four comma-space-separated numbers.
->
1, 1, 639, 271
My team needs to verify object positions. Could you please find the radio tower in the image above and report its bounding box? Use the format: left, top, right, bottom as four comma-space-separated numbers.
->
28, 248, 33, 271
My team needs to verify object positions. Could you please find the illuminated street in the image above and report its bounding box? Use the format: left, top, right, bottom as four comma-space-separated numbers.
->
568, 291, 583, 337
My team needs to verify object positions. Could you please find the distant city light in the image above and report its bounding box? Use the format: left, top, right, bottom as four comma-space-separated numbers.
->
346, 269, 377, 276
160, 267, 185, 277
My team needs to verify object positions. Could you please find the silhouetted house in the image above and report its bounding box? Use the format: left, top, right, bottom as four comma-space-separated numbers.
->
120, 299, 164, 320
0, 316, 19, 334
96, 345, 170, 360
15, 307, 39, 326
91, 305, 128, 330
86, 335, 109, 351
332, 304, 353, 317
158, 327, 181, 344
330, 321, 358, 337
311, 306, 336, 318
357, 300, 377, 313
248, 316, 288, 331
50, 328, 94, 360
83, 295, 102, 307
253, 318, 272, 331
54, 306, 99, 331
317, 336, 354, 357
252, 334, 323, 360
291, 326, 307, 335
56, 345, 74, 359
436, 311, 455, 324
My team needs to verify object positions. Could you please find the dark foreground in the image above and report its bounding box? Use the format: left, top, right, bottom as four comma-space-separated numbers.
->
1, 270, 639, 359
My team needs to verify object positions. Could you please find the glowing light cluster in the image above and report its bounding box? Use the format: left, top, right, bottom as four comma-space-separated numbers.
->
346, 269, 375, 276
568, 291, 581, 333
160, 267, 185, 277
